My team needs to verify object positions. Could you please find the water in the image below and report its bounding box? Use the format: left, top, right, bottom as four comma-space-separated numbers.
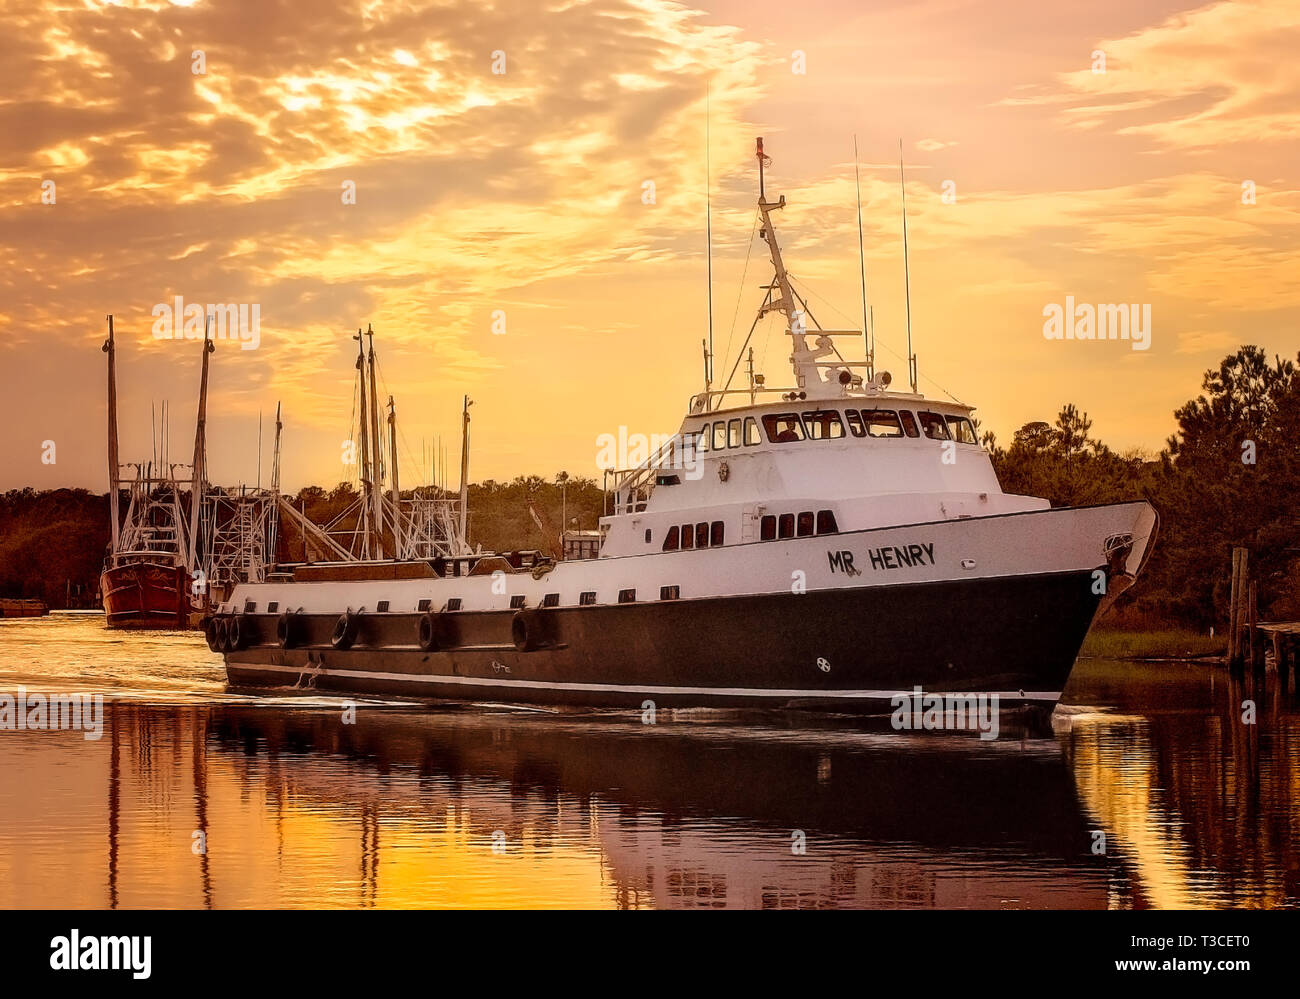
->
1, 613, 1296, 909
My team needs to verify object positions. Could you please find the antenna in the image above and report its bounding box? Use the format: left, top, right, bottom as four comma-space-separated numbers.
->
899, 139, 917, 393
854, 135, 872, 380
704, 83, 714, 394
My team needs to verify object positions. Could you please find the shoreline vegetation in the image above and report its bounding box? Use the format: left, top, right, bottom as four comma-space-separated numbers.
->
3, 348, 1299, 645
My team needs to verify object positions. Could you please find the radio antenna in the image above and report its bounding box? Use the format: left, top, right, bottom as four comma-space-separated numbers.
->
899, 138, 917, 393
704, 83, 714, 395
854, 135, 872, 381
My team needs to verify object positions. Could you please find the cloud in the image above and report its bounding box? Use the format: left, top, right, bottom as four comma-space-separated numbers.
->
1005, 0, 1300, 149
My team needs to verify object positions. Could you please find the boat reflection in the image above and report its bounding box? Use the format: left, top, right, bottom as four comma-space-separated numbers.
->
89, 703, 1110, 908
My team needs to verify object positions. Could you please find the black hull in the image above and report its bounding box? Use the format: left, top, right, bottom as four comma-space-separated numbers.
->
222, 569, 1102, 712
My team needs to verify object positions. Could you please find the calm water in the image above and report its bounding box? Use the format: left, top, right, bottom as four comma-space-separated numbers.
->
0, 613, 1296, 909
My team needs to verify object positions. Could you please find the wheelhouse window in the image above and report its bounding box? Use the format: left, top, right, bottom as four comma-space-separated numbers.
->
900, 411, 920, 438
778, 513, 795, 539
662, 525, 680, 552
845, 410, 866, 437
918, 411, 950, 440
816, 509, 838, 534
796, 511, 815, 537
710, 521, 724, 547
695, 522, 709, 549
680, 524, 694, 550
760, 515, 777, 541
696, 427, 710, 453
728, 419, 742, 448
712, 422, 727, 450
945, 415, 979, 444
743, 417, 761, 445
860, 409, 904, 438
802, 410, 845, 440
762, 413, 806, 443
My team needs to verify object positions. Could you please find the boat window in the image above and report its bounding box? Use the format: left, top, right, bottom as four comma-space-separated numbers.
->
802, 410, 845, 440
660, 585, 680, 600
417, 599, 431, 612
796, 511, 815, 537
900, 411, 920, 438
662, 525, 680, 551
762, 413, 806, 443
945, 415, 979, 444
543, 593, 560, 607
697, 427, 710, 453
778, 513, 795, 539
710, 521, 724, 546
845, 410, 866, 437
618, 588, 636, 603
267, 601, 279, 613
760, 515, 776, 541
510, 595, 526, 609
376, 600, 390, 612
695, 522, 709, 549
728, 419, 742, 448
244, 601, 257, 613
644, 529, 652, 543
579, 591, 597, 605
919, 411, 950, 440
861, 409, 904, 438
744, 417, 761, 446
712, 422, 727, 450
680, 524, 694, 550
816, 510, 838, 534
446, 598, 462, 611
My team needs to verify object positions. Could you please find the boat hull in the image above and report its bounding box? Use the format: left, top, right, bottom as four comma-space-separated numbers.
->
221, 567, 1099, 711
100, 562, 193, 630
219, 500, 1157, 712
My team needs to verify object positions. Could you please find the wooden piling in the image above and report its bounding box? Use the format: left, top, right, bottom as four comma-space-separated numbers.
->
1229, 547, 1246, 668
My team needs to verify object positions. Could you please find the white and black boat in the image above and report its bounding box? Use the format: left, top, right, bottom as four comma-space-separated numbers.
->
210, 139, 1157, 713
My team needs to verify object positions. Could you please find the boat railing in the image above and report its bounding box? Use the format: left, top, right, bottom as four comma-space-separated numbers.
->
605, 432, 689, 515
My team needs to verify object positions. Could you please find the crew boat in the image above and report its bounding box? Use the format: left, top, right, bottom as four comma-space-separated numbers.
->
210, 139, 1157, 712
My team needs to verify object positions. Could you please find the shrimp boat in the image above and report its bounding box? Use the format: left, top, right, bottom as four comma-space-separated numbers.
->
99, 316, 211, 629
210, 139, 1157, 712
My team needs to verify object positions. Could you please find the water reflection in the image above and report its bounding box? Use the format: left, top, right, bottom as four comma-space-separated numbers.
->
0, 615, 1297, 909
1061, 666, 1300, 909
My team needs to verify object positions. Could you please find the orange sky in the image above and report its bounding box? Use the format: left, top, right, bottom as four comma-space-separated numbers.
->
2, 0, 1297, 493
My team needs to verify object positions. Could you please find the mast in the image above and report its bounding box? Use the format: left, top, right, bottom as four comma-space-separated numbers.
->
854, 135, 873, 380
754, 137, 828, 390
186, 315, 213, 575
365, 324, 385, 556
354, 330, 372, 560
458, 395, 472, 545
899, 139, 917, 393
103, 315, 121, 554
269, 402, 282, 570
387, 395, 403, 558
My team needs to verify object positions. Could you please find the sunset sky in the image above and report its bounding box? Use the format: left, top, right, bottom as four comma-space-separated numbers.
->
2, 0, 1296, 493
